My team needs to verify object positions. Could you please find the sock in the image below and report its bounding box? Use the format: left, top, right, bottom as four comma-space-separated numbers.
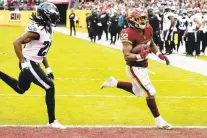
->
117, 81, 133, 94
46, 86, 56, 123
0, 71, 24, 94
146, 96, 160, 118
155, 116, 165, 124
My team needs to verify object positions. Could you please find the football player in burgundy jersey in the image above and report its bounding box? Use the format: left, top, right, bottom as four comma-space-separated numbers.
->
101, 8, 172, 129
0, 2, 66, 129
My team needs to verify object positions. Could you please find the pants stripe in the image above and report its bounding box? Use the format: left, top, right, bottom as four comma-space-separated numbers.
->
28, 61, 50, 89
128, 66, 150, 96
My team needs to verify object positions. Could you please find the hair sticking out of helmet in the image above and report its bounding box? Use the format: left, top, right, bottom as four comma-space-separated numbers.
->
126, 8, 148, 30
30, 2, 60, 32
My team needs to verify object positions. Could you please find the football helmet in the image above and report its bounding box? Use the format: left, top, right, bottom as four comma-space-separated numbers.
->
147, 7, 154, 16
126, 8, 148, 30
37, 2, 60, 26
187, 9, 193, 17
182, 10, 187, 16
171, 7, 176, 13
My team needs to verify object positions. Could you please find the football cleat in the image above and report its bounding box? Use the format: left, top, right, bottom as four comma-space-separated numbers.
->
100, 76, 118, 89
48, 120, 66, 129
156, 122, 173, 130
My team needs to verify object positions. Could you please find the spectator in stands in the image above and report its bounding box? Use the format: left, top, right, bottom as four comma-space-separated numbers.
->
22, 1, 28, 10
109, 12, 119, 45
10, 0, 20, 11
0, 0, 4, 10
117, 12, 124, 40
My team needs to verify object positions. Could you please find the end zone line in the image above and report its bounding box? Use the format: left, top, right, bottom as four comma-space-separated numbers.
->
0, 94, 207, 99
0, 125, 207, 129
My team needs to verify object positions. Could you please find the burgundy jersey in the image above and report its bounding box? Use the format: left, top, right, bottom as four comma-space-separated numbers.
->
120, 24, 153, 67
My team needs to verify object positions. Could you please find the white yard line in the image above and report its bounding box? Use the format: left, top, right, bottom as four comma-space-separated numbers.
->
0, 124, 207, 128
0, 94, 207, 99
54, 77, 206, 82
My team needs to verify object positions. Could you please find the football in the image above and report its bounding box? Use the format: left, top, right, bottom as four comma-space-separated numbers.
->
131, 44, 149, 54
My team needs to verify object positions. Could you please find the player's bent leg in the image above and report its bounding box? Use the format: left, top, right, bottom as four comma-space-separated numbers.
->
146, 95, 172, 130
29, 61, 66, 129
117, 81, 133, 94
45, 81, 66, 129
100, 76, 134, 94
0, 71, 30, 94
128, 67, 173, 129
100, 76, 118, 89
34, 78, 66, 129
45, 81, 56, 123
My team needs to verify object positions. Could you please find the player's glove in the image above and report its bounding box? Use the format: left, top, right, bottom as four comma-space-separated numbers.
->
46, 67, 54, 80
140, 47, 149, 59
157, 52, 170, 65
21, 60, 30, 71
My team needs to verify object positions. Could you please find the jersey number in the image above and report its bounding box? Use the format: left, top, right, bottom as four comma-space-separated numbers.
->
38, 41, 51, 56
180, 22, 185, 27
120, 33, 128, 41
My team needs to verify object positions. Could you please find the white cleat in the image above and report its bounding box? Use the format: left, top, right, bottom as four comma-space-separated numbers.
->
100, 76, 118, 89
156, 122, 173, 130
48, 120, 67, 129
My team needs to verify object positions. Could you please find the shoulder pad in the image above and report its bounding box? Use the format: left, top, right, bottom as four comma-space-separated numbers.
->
120, 28, 133, 44
26, 23, 40, 34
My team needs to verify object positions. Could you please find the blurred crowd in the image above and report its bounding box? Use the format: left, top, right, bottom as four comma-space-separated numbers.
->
74, 0, 207, 11
0, 0, 43, 10
81, 0, 207, 56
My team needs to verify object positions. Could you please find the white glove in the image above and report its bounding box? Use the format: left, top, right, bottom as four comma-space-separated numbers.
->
46, 67, 54, 80
46, 67, 52, 74
21, 61, 30, 70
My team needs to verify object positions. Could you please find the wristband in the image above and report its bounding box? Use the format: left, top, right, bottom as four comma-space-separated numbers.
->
136, 54, 141, 60
46, 67, 52, 74
156, 51, 161, 56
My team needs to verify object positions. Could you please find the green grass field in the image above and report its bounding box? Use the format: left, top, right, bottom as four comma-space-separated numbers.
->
0, 27, 207, 126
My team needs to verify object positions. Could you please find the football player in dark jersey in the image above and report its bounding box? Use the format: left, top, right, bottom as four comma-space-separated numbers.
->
101, 8, 172, 129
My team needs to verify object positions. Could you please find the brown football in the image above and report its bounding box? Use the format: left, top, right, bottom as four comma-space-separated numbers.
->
131, 44, 149, 54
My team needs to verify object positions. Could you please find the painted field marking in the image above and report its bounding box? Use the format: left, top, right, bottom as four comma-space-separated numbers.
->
64, 67, 156, 75
0, 94, 207, 99
54, 27, 207, 77
0, 125, 207, 129
54, 77, 206, 82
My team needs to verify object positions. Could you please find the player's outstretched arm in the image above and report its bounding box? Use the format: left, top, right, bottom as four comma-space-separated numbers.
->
150, 39, 170, 65
43, 57, 54, 80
